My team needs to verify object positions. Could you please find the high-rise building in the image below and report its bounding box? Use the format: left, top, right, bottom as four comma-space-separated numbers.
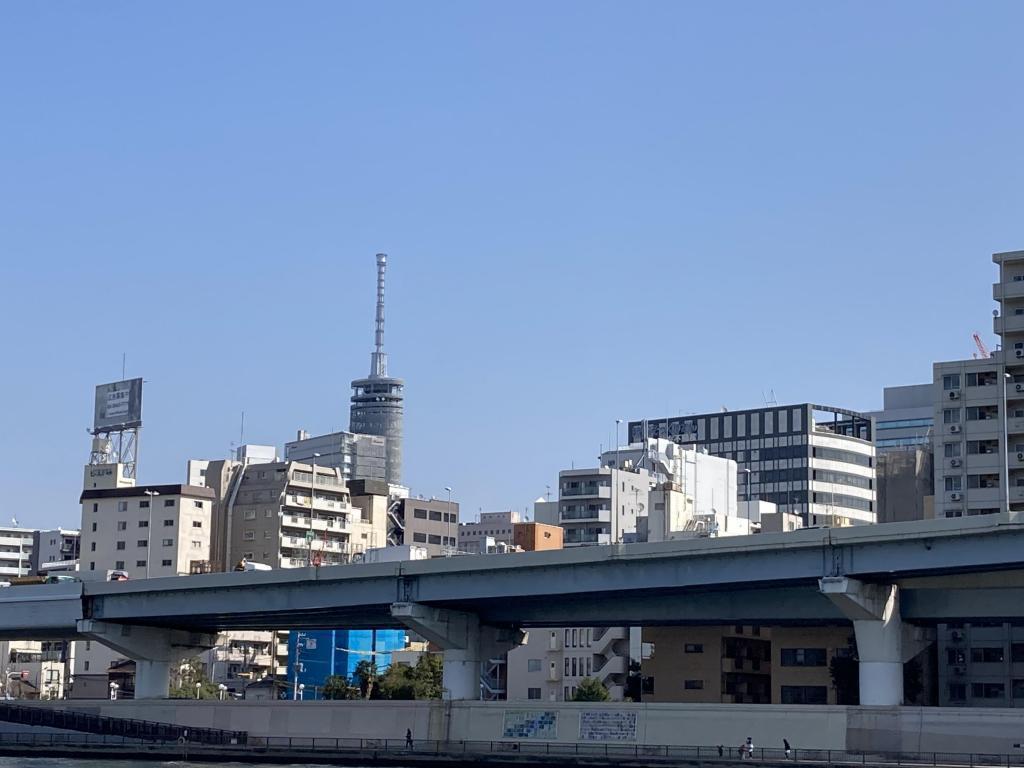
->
629, 403, 876, 526
350, 254, 404, 485
866, 385, 935, 523
288, 629, 407, 700
933, 250, 1024, 519
285, 430, 388, 485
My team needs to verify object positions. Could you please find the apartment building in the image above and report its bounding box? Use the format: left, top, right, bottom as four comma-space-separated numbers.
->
459, 511, 520, 553
933, 249, 1024, 518
393, 497, 459, 557
2, 639, 73, 700
558, 467, 650, 546
30, 528, 80, 574
630, 404, 876, 526
221, 461, 386, 569
937, 622, 1024, 707
0, 526, 33, 579
641, 626, 855, 705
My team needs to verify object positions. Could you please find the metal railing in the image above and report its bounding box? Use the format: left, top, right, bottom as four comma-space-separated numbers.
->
0, 732, 1022, 767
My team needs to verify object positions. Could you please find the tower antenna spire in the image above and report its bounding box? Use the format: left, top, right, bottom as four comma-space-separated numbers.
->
370, 253, 388, 377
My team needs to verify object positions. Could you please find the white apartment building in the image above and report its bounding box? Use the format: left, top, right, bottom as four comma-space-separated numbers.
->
933, 250, 1024, 518
30, 528, 80, 574
558, 467, 650, 546
0, 526, 33, 579
2, 639, 73, 700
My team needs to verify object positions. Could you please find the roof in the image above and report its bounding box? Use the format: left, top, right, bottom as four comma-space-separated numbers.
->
79, 484, 216, 503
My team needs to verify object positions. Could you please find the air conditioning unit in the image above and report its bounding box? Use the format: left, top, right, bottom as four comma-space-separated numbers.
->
951, 458, 962, 467
1018, 452, 1024, 462
948, 390, 961, 400
951, 492, 963, 501
1016, 349, 1024, 359
951, 630, 965, 641
1016, 383, 1024, 393
950, 425, 962, 433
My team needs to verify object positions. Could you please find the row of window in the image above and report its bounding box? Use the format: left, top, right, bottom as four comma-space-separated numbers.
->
947, 682, 1024, 700
411, 533, 456, 546
944, 475, 1001, 491
943, 406, 1000, 424
943, 372, 999, 389
412, 508, 457, 523
112, 539, 202, 550
876, 418, 933, 431
947, 644, 1024, 665
944, 440, 1000, 457
87, 559, 173, 570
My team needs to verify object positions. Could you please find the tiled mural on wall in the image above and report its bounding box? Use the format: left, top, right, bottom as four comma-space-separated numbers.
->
503, 710, 558, 739
579, 710, 637, 742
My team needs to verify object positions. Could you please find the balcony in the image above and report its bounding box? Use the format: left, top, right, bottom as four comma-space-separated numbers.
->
561, 486, 612, 499
996, 313, 1024, 335
995, 281, 1024, 301
1009, 418, 1024, 435
560, 509, 611, 523
563, 532, 612, 546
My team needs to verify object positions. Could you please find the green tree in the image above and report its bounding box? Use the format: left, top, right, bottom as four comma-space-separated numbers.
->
572, 677, 611, 702
322, 675, 360, 700
353, 660, 379, 699
378, 655, 444, 701
169, 657, 220, 699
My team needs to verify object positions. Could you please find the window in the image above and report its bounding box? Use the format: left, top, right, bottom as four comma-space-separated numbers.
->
92, 503, 98, 513
967, 371, 998, 387
968, 474, 1000, 489
193, 500, 204, 508
1012, 644, 1024, 663
943, 409, 961, 424
527, 688, 542, 700
138, 539, 148, 548
90, 542, 95, 552
162, 538, 174, 547
138, 520, 148, 528
1013, 680, 1024, 700
164, 519, 174, 527
89, 562, 95, 571
139, 500, 150, 508
971, 647, 1005, 663
413, 509, 427, 519
192, 521, 203, 528
429, 511, 442, 522
136, 560, 146, 568
428, 534, 441, 545
412, 532, 426, 543
244, 510, 257, 520
780, 686, 828, 704
971, 682, 1005, 699
118, 501, 128, 512
564, 658, 570, 675
116, 541, 126, 550
84, 661, 90, 671
444, 513, 456, 523
191, 540, 202, 549
265, 509, 273, 518
572, 658, 577, 676
684, 680, 704, 690
944, 443, 962, 458
162, 559, 173, 567
572, 629, 578, 647
115, 560, 125, 570
527, 659, 541, 672
948, 683, 967, 701
91, 523, 97, 532
781, 648, 827, 667
117, 521, 127, 531
945, 477, 962, 492
243, 531, 255, 541
163, 499, 175, 507
684, 644, 704, 653
967, 406, 998, 421
943, 374, 961, 390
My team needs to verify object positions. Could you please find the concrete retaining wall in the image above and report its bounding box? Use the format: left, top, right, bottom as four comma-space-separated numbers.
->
13, 700, 1024, 754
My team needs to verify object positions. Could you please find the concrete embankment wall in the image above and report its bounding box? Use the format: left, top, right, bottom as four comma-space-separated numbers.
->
12, 700, 1024, 755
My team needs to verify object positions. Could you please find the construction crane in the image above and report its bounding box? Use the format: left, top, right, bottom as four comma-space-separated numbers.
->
973, 332, 991, 359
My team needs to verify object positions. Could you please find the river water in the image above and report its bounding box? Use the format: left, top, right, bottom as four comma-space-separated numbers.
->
0, 760, 339, 768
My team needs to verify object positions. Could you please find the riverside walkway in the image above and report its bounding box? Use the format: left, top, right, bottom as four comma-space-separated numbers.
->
1, 733, 1022, 768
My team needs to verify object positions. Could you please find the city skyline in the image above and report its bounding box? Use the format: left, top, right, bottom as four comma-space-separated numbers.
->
3, 3, 1024, 528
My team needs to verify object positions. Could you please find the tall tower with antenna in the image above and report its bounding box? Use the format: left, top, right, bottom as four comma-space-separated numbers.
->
350, 254, 404, 485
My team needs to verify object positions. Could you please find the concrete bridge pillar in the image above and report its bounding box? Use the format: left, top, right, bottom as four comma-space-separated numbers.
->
819, 576, 903, 706
391, 602, 525, 700
77, 620, 216, 699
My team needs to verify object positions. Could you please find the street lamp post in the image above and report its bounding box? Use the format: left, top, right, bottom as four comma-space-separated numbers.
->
444, 487, 453, 557
195, 681, 202, 700
143, 490, 159, 578
218, 683, 228, 701
109, 682, 119, 701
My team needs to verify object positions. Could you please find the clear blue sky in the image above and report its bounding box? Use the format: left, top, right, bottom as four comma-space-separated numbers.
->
3, 2, 1023, 529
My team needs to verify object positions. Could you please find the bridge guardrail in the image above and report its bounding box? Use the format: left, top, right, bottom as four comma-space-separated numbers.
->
2, 731, 1023, 767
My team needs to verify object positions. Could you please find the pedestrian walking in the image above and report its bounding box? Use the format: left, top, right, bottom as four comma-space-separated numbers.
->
784, 739, 792, 759
406, 728, 413, 749
718, 745, 724, 758
745, 737, 754, 759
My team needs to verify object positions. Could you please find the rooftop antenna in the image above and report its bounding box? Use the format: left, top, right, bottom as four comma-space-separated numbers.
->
370, 253, 388, 378
121, 353, 126, 381
239, 411, 245, 448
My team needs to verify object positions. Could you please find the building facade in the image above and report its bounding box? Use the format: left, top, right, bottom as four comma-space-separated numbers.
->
0, 526, 33, 579
394, 497, 459, 557
558, 467, 650, 546
937, 622, 1024, 707
630, 404, 876, 526
866, 384, 935, 524
2, 639, 73, 700
285, 430, 388, 485
30, 528, 80, 574
288, 629, 407, 699
933, 250, 1024, 519
458, 511, 520, 554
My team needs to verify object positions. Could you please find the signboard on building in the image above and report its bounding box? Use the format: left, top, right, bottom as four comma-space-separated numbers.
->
93, 379, 143, 431
502, 710, 557, 740
579, 710, 637, 741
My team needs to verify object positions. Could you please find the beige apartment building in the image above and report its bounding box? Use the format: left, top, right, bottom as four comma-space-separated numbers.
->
2, 640, 73, 700
642, 626, 855, 705
394, 497, 459, 556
